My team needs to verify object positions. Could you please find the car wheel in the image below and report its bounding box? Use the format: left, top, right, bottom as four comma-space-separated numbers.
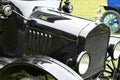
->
101, 10, 120, 33
102, 56, 120, 80
1, 70, 56, 80
0, 66, 56, 80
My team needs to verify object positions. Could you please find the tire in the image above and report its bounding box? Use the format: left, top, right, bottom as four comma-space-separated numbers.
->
101, 10, 120, 33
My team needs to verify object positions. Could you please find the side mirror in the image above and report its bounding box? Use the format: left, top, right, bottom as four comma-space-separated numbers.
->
63, 1, 73, 13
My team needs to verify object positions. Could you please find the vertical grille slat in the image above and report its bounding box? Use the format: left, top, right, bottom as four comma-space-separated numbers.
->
40, 32, 44, 54
33, 31, 36, 52
47, 35, 52, 55
29, 30, 32, 51
36, 32, 40, 53
43, 34, 47, 54
27, 29, 52, 55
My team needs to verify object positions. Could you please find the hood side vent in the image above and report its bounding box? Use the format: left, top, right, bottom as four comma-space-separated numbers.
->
26, 29, 52, 56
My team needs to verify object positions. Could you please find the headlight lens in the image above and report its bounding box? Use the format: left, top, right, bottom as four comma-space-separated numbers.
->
113, 42, 120, 59
77, 51, 90, 75
3, 5, 12, 16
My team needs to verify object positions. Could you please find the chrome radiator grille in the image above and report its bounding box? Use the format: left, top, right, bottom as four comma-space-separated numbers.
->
26, 29, 52, 55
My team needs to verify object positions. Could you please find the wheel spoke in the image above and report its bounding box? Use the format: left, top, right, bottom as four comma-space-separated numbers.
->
105, 16, 110, 22
110, 26, 114, 31
45, 74, 48, 80
107, 64, 114, 71
110, 14, 114, 19
114, 18, 118, 23
104, 70, 112, 74
108, 14, 111, 19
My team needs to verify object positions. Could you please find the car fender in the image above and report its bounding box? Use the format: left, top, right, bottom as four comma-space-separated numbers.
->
0, 55, 83, 80
101, 5, 120, 14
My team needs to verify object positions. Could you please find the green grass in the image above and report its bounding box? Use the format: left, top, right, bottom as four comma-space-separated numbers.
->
71, 0, 107, 20
70, 0, 120, 35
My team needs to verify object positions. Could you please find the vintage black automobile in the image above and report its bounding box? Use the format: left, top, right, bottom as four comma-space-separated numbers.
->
0, 0, 120, 80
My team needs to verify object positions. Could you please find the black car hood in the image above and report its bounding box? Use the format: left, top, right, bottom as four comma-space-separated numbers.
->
29, 8, 96, 37
10, 0, 98, 37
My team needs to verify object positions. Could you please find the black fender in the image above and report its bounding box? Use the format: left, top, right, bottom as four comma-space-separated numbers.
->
102, 5, 120, 14
0, 55, 83, 80
109, 36, 120, 46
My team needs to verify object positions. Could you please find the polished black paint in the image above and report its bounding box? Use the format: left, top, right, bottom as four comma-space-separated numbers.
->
0, 0, 111, 80
0, 13, 25, 57
0, 55, 83, 80
27, 9, 110, 79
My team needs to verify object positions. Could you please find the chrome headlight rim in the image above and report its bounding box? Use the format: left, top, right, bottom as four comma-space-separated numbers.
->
113, 42, 120, 60
76, 51, 90, 75
2, 5, 12, 17
108, 37, 120, 60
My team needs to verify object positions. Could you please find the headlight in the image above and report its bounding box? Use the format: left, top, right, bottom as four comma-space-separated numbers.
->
113, 42, 120, 59
77, 51, 90, 75
2, 5, 12, 16
108, 36, 120, 59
